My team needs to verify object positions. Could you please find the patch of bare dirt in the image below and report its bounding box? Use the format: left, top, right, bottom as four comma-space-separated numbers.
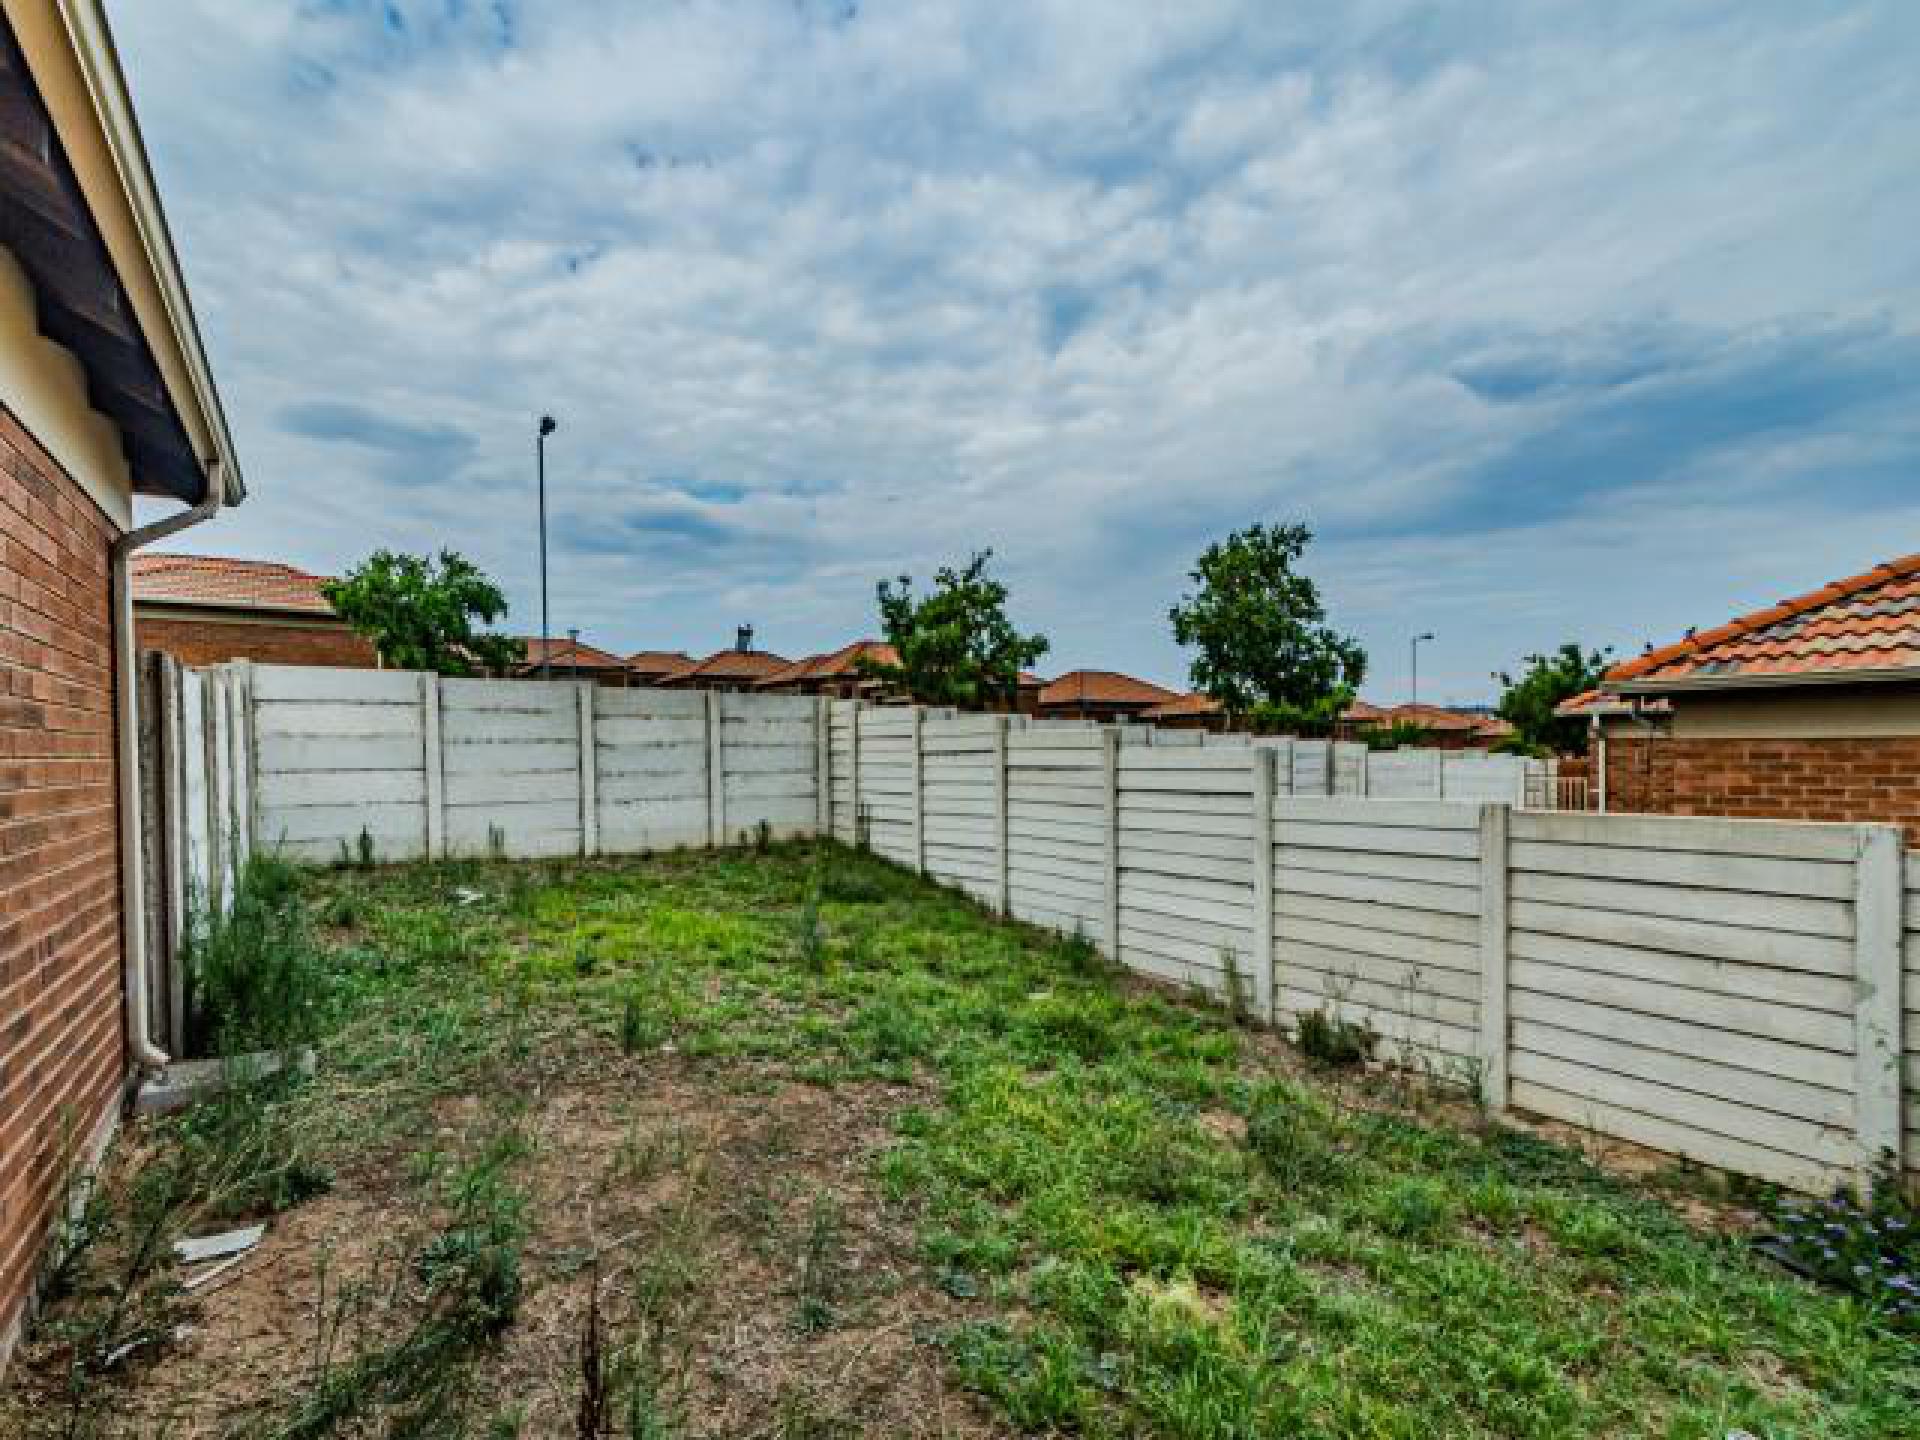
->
4, 1055, 1013, 1439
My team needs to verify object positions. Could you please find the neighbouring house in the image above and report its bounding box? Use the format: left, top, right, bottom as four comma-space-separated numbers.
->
755, 639, 899, 699
1463, 713, 1516, 750
132, 552, 375, 668
1566, 553, 1920, 840
513, 632, 630, 685
1337, 698, 1389, 738
661, 627, 790, 693
625, 649, 693, 685
1036, 669, 1179, 722
0, 0, 244, 1373
1138, 692, 1227, 731
1343, 702, 1513, 751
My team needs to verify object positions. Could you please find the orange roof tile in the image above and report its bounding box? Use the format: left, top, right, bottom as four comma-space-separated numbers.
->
626, 650, 694, 678
755, 639, 898, 688
132, 552, 339, 616
1384, 703, 1482, 732
1608, 553, 1920, 688
662, 648, 791, 684
515, 636, 626, 670
1138, 692, 1222, 720
1037, 670, 1180, 708
1342, 699, 1390, 723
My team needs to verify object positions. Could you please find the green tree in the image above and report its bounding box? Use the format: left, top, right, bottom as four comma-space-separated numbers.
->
1168, 522, 1366, 729
322, 549, 524, 677
1493, 643, 1612, 755
862, 550, 1049, 708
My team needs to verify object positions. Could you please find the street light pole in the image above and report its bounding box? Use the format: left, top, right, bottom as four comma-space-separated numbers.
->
537, 415, 557, 680
1410, 632, 1435, 709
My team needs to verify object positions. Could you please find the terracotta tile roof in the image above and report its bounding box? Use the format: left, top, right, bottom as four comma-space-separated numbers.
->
132, 552, 339, 616
515, 636, 627, 670
626, 650, 694, 678
661, 648, 791, 684
1471, 715, 1516, 739
1037, 670, 1180, 709
1555, 688, 1672, 718
1342, 699, 1390, 723
755, 639, 899, 689
1138, 692, 1222, 721
1608, 554, 1920, 689
1385, 703, 1483, 732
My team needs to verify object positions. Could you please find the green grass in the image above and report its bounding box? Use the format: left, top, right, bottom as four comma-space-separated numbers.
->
16, 840, 1917, 1437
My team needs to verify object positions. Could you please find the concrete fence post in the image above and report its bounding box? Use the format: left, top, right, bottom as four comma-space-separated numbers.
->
814, 697, 831, 835
1477, 803, 1512, 1111
577, 682, 599, 858
992, 714, 1011, 915
705, 690, 725, 848
850, 702, 864, 846
1251, 746, 1276, 1023
1853, 824, 1905, 1186
201, 669, 224, 915
1101, 726, 1120, 958
909, 705, 925, 873
230, 659, 257, 860
421, 672, 445, 860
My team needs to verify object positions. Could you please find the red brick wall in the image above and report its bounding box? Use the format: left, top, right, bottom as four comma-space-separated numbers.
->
136, 613, 376, 668
0, 409, 125, 1358
1606, 734, 1920, 843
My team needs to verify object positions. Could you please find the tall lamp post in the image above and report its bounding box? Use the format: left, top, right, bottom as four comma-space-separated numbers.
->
537, 415, 557, 680
1410, 632, 1435, 709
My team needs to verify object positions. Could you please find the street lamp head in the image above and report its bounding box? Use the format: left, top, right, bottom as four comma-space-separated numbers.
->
539, 415, 557, 437
1415, 631, 1435, 643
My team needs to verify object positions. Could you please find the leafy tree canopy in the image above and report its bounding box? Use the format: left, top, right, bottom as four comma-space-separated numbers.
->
862, 550, 1049, 708
1168, 522, 1367, 719
322, 549, 524, 678
1494, 642, 1612, 755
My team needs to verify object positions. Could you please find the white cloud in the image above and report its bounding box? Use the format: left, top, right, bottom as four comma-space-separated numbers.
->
116, 0, 1920, 698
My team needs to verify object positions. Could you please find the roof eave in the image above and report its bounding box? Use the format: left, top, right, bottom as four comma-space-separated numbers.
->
1607, 665, 1920, 696
4, 0, 243, 506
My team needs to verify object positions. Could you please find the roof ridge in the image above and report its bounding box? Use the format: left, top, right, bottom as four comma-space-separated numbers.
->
1606, 552, 1920, 684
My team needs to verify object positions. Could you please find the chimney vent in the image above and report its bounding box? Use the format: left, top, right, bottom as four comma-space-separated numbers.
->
736, 624, 754, 653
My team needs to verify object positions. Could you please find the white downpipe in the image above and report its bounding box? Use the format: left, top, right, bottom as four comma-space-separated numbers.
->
109, 471, 225, 1071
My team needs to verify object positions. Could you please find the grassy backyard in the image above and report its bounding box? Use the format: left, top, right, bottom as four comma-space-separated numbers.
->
5, 840, 1917, 1438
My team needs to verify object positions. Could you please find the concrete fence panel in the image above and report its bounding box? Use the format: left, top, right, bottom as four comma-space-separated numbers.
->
168, 670, 1920, 1194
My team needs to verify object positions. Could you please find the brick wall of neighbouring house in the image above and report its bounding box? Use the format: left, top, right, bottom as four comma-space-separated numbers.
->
1605, 734, 1920, 843
136, 613, 377, 668
0, 409, 126, 1362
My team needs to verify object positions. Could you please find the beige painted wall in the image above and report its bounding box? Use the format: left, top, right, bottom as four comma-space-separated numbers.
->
0, 249, 131, 528
1597, 684, 1920, 740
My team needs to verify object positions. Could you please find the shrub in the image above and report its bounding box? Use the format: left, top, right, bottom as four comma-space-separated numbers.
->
183, 855, 326, 1058
1246, 1084, 1343, 1190
1295, 1005, 1372, 1067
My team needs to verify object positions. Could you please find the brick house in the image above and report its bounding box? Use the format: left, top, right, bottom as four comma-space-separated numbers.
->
0, 0, 244, 1372
625, 649, 692, 685
660, 646, 792, 693
755, 639, 898, 699
513, 632, 630, 685
1035, 670, 1178, 722
1342, 701, 1514, 751
132, 552, 375, 668
1137, 692, 1226, 731
1566, 554, 1920, 841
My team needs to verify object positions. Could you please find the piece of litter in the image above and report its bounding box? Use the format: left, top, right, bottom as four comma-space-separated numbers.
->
175, 1224, 264, 1266
183, 1252, 251, 1292
454, 887, 485, 905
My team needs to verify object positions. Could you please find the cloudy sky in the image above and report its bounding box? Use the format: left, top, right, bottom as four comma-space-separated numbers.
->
114, 1, 1919, 703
